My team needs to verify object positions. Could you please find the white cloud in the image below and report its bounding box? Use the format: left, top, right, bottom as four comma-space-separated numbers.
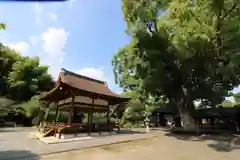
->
233, 86, 240, 93
33, 3, 58, 25
41, 27, 68, 56
46, 58, 64, 79
34, 3, 42, 13
7, 42, 29, 53
59, 57, 64, 64
29, 36, 40, 45
68, 0, 77, 8
193, 100, 201, 107
36, 18, 42, 25
76, 67, 108, 82
116, 91, 123, 95
20, 28, 68, 79
34, 3, 43, 25
38, 27, 68, 79
226, 97, 236, 103
49, 12, 57, 21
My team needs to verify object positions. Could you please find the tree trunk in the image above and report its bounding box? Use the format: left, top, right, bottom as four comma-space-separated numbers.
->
179, 110, 197, 131
176, 98, 198, 132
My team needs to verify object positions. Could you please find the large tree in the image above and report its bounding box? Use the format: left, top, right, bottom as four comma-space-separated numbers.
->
8, 56, 52, 102
121, 91, 147, 123
113, 0, 240, 130
221, 99, 234, 107
0, 42, 53, 125
0, 23, 6, 30
233, 92, 240, 105
0, 44, 20, 96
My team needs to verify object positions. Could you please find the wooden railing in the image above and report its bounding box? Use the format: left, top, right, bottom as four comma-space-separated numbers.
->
39, 121, 120, 138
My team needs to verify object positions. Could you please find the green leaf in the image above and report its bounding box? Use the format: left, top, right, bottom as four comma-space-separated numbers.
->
0, 23, 6, 30
113, 0, 240, 123
231, 54, 240, 65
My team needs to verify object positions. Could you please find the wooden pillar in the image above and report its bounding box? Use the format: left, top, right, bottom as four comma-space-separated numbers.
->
117, 105, 120, 120
87, 110, 91, 125
106, 104, 110, 124
116, 104, 120, 133
44, 103, 50, 121
68, 96, 75, 125
88, 96, 95, 135
54, 103, 59, 123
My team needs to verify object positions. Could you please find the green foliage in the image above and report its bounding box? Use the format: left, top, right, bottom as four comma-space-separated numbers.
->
124, 100, 145, 122
20, 97, 46, 125
235, 104, 240, 107
0, 97, 17, 116
233, 92, 240, 104
122, 92, 143, 121
92, 113, 107, 123
0, 44, 20, 96
57, 112, 69, 122
0, 42, 54, 125
123, 122, 141, 128
8, 56, 52, 102
221, 99, 234, 107
118, 91, 156, 125
113, 0, 240, 129
0, 23, 6, 30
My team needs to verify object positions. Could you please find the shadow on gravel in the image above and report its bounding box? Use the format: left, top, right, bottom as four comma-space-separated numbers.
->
164, 129, 240, 152
118, 129, 143, 134
118, 129, 146, 134
0, 129, 26, 133
0, 150, 39, 160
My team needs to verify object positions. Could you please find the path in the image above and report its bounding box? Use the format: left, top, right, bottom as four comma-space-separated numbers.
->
25, 131, 240, 160
0, 127, 157, 160
1, 128, 240, 160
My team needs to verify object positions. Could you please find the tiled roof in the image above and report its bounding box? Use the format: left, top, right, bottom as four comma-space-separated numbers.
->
40, 69, 130, 104
59, 69, 121, 98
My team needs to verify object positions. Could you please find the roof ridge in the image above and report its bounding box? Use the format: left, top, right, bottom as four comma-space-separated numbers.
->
61, 68, 106, 85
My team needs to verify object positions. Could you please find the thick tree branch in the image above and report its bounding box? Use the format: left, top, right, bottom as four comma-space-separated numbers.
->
144, 20, 153, 33
189, 10, 202, 26
215, 6, 223, 56
144, 20, 159, 34
222, 0, 239, 20
153, 20, 158, 33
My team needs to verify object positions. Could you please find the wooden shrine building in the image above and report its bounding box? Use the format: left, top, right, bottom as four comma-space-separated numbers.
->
39, 68, 130, 137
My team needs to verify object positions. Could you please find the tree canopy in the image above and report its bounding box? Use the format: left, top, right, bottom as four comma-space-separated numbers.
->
233, 92, 240, 105
0, 42, 54, 125
113, 0, 240, 130
0, 23, 6, 30
221, 99, 234, 107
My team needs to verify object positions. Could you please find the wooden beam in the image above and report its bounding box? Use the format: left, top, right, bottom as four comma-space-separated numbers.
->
60, 105, 108, 113
58, 101, 108, 108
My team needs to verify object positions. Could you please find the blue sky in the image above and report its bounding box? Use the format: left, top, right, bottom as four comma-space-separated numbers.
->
0, 0, 239, 95
0, 0, 130, 93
